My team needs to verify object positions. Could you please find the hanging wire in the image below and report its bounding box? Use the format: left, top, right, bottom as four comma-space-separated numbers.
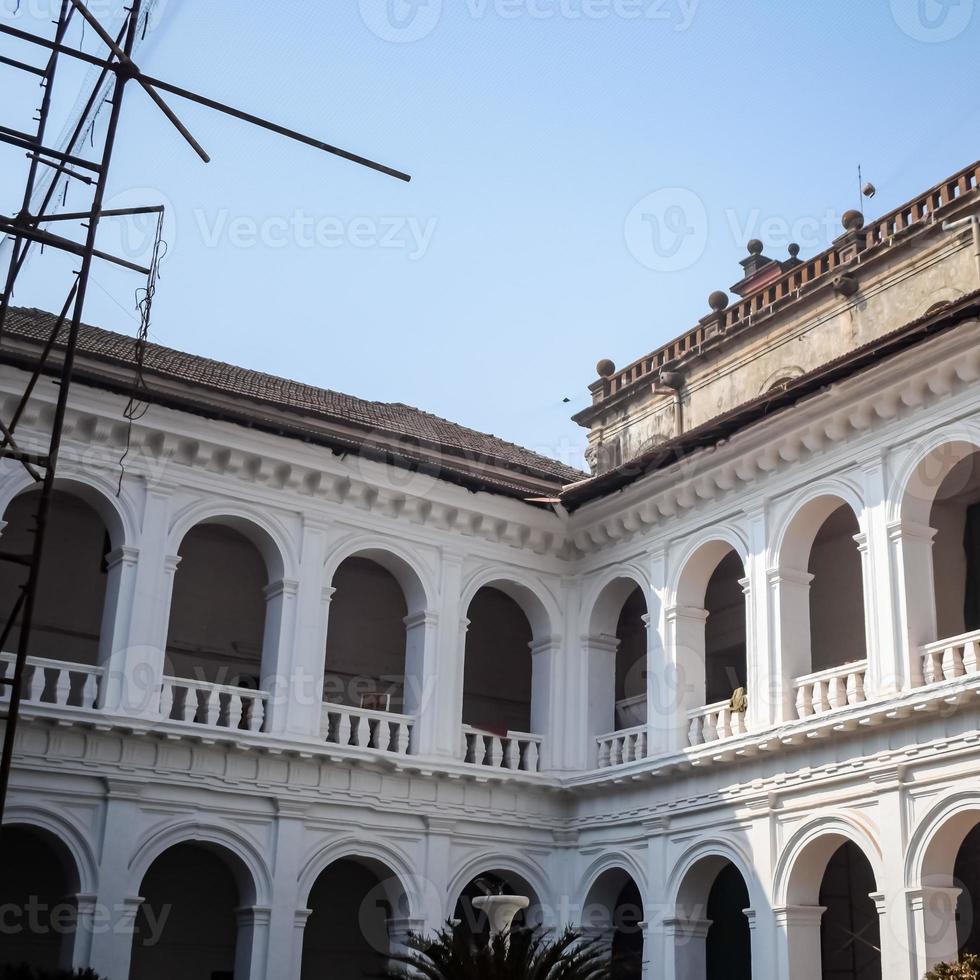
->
117, 208, 167, 494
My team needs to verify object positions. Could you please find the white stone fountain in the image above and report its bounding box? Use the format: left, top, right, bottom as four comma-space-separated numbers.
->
472, 894, 530, 938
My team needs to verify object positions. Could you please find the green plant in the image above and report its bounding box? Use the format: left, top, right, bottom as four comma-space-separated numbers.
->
926, 953, 980, 979
384, 923, 615, 979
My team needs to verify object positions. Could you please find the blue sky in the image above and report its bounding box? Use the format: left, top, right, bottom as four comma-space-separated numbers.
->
1, 1, 977, 468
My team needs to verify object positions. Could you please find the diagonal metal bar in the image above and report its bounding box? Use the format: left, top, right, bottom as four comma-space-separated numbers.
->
0, 54, 46, 76
0, 218, 151, 275
0, 129, 104, 174
34, 205, 166, 223
141, 74, 413, 182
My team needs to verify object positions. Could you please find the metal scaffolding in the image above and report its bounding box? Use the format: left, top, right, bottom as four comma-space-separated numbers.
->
0, 0, 411, 823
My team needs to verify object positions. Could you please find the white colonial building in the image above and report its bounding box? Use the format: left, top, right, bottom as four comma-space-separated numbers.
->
1, 160, 979, 980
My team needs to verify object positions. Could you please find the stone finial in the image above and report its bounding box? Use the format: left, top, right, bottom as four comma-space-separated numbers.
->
841, 210, 865, 232
708, 290, 729, 312
596, 358, 616, 378
746, 239, 764, 256
787, 243, 800, 259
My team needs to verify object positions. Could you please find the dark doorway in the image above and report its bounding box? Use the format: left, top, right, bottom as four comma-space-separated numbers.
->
818, 842, 881, 980
705, 862, 751, 980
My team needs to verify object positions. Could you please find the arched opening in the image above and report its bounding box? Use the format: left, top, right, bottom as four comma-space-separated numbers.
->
586, 577, 650, 766
783, 833, 881, 980
301, 857, 408, 979
927, 449, 980, 640
463, 587, 533, 733
818, 842, 881, 980
325, 557, 409, 711
674, 855, 753, 980
916, 807, 980, 968
615, 588, 648, 730
164, 519, 284, 731
777, 496, 867, 718
453, 869, 544, 947
166, 523, 268, 686
672, 541, 747, 745
0, 489, 111, 667
581, 868, 644, 979
130, 841, 256, 980
0, 825, 80, 971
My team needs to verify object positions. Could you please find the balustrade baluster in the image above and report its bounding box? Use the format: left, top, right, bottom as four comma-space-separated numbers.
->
82, 672, 98, 709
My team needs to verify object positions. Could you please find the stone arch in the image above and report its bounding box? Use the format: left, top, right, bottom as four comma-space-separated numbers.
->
667, 532, 749, 736
670, 527, 749, 608
460, 569, 561, 746
667, 838, 760, 980
0, 476, 131, 671
907, 793, 980, 968
0, 818, 87, 971
578, 852, 649, 913
446, 851, 550, 924
129, 819, 271, 908
2, 804, 97, 896
583, 568, 652, 743
323, 536, 435, 617
168, 502, 295, 583
771, 486, 869, 694
297, 836, 419, 917
774, 813, 882, 908
892, 433, 980, 651
772, 481, 865, 574
579, 859, 646, 978
460, 566, 560, 642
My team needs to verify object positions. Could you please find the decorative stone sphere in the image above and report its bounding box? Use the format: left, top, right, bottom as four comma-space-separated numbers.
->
708, 290, 728, 312
747, 239, 764, 255
596, 358, 616, 378
788, 242, 801, 259
841, 210, 865, 231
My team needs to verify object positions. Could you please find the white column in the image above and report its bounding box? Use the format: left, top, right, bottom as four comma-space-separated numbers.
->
745, 506, 777, 730
774, 905, 825, 980
768, 569, 815, 723
422, 817, 457, 931
859, 454, 905, 696
907, 886, 962, 976
403, 610, 441, 756
434, 553, 467, 760
644, 550, 669, 757
887, 520, 937, 689
88, 787, 148, 980
259, 577, 299, 735
112, 484, 176, 719
664, 916, 712, 980
583, 633, 619, 765
530, 633, 563, 771
69, 894, 98, 969
235, 905, 272, 980
97, 546, 139, 713
663, 605, 708, 752
263, 805, 307, 980
642, 818, 669, 979
281, 520, 331, 738
290, 909, 313, 980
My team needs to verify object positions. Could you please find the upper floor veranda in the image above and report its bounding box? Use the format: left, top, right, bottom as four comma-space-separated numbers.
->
1, 295, 978, 791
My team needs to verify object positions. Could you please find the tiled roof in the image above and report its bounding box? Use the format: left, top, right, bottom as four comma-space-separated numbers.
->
3, 308, 586, 494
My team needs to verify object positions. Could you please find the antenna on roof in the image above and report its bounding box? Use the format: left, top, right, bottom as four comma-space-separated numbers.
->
0, 1, 413, 823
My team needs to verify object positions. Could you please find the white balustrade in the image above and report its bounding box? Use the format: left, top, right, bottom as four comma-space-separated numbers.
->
321, 703, 414, 755
921, 629, 980, 685
0, 653, 102, 710
793, 660, 868, 718
462, 726, 542, 773
159, 676, 268, 732
597, 724, 647, 768
687, 699, 747, 746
